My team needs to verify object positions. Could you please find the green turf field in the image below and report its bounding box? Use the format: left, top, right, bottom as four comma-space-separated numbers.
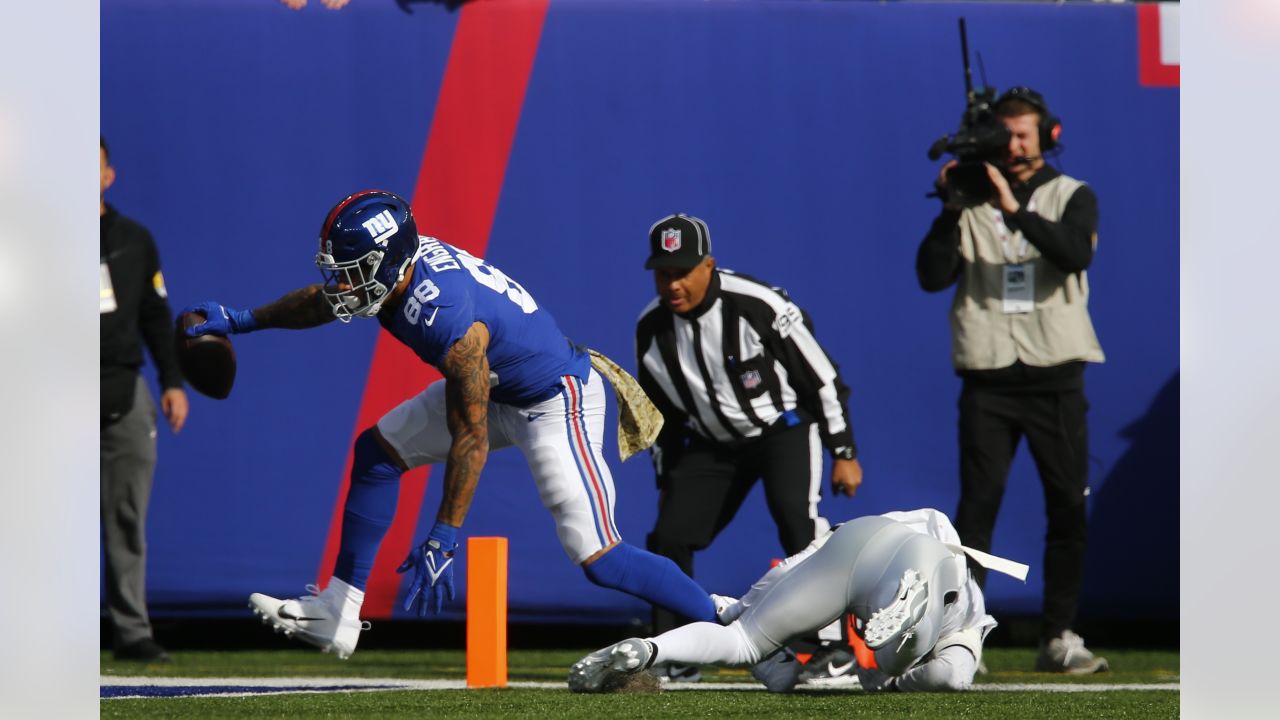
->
101, 647, 1179, 718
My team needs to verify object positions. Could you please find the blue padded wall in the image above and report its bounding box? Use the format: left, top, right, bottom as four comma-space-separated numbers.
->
102, 0, 1178, 623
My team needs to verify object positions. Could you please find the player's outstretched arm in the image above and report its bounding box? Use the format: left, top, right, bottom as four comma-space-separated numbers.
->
251, 284, 337, 329
181, 285, 334, 337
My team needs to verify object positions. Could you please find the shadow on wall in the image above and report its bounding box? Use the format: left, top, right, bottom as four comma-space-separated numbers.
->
1081, 372, 1179, 620
396, 0, 471, 13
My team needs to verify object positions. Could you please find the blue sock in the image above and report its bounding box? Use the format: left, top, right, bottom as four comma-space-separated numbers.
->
333, 428, 402, 591
583, 542, 716, 623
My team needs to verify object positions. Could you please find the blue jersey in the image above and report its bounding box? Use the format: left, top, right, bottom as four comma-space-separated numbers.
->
378, 237, 590, 407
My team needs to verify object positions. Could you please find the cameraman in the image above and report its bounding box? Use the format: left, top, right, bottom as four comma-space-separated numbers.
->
915, 87, 1108, 674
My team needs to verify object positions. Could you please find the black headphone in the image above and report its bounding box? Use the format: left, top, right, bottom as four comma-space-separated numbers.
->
995, 86, 1062, 152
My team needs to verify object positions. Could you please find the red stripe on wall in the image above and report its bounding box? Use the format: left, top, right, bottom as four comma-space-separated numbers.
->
315, 338, 438, 615
316, 0, 551, 619
411, 0, 551, 253
1138, 4, 1179, 88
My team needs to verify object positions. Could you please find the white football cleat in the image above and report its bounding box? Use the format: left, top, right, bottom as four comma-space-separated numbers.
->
249, 583, 369, 660
863, 569, 926, 648
568, 637, 654, 693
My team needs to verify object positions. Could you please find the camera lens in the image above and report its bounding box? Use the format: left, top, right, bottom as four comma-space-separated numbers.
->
946, 162, 995, 207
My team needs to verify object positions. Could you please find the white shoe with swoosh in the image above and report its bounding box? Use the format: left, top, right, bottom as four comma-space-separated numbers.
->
249, 583, 370, 660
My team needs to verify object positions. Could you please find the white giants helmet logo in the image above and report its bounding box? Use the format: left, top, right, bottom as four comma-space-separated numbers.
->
361, 209, 400, 247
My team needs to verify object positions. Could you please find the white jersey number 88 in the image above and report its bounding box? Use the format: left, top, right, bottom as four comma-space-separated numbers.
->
456, 250, 539, 314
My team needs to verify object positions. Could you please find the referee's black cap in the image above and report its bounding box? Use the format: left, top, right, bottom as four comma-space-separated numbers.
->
645, 213, 712, 270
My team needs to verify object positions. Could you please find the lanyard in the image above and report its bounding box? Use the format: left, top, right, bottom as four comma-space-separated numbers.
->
990, 207, 1025, 263
989, 197, 1037, 263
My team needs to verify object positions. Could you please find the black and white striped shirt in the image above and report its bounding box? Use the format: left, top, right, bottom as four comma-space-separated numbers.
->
635, 269, 857, 458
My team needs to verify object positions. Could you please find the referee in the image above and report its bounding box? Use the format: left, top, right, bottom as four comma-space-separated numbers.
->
636, 213, 863, 674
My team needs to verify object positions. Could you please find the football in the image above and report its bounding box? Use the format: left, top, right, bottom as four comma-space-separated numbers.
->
174, 311, 237, 399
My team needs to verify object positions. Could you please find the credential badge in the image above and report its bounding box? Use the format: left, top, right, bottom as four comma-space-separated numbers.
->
661, 228, 682, 252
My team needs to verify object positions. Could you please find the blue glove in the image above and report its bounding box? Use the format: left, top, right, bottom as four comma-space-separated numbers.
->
181, 301, 260, 337
397, 522, 459, 616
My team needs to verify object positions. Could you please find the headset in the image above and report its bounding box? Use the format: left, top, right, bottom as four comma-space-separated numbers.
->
995, 86, 1062, 153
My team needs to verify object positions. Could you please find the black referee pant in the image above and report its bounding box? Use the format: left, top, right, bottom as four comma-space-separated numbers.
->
953, 381, 1090, 642
647, 422, 823, 635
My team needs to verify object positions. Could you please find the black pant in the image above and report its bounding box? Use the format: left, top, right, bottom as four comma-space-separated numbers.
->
954, 381, 1090, 641
647, 423, 824, 634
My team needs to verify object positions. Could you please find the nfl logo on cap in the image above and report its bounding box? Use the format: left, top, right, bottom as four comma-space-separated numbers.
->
645, 213, 711, 270
661, 228, 682, 252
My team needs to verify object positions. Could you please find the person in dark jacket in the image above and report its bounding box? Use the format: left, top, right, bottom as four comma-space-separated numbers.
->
100, 137, 187, 662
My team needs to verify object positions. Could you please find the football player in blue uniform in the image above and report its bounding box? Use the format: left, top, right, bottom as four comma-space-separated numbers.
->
182, 190, 717, 658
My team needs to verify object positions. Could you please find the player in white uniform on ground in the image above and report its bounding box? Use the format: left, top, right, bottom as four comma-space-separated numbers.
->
569, 508, 1024, 693
183, 190, 718, 658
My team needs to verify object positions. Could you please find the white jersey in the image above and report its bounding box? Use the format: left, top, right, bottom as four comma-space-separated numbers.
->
879, 508, 998, 652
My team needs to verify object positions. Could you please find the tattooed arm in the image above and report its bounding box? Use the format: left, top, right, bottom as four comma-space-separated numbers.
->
436, 321, 492, 527
251, 284, 337, 329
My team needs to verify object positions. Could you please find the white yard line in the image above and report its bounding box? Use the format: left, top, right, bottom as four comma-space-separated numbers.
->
970, 683, 1179, 692
101, 675, 1179, 699
103, 677, 462, 688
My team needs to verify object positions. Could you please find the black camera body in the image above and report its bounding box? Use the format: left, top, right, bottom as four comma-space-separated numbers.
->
927, 18, 1012, 207
928, 86, 1011, 207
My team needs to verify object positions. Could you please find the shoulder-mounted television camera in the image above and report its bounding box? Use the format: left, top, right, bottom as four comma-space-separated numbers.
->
927, 19, 1011, 207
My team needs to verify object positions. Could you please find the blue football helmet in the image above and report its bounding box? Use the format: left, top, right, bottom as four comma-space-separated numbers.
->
315, 190, 420, 321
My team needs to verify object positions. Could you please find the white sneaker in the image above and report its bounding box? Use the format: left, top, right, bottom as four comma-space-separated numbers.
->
568, 638, 654, 693
751, 648, 802, 693
1035, 630, 1109, 674
249, 582, 369, 660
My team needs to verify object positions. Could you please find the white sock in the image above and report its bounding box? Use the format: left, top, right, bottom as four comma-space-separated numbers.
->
323, 577, 365, 618
650, 621, 763, 667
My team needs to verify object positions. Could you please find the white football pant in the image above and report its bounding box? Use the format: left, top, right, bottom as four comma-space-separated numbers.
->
377, 368, 620, 564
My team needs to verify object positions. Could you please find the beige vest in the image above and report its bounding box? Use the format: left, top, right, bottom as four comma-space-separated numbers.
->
951, 174, 1105, 370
